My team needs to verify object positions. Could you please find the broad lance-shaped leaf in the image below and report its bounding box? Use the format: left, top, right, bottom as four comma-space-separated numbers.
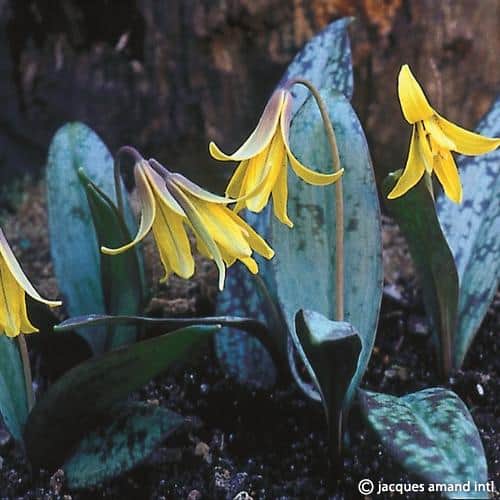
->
272, 89, 382, 406
24, 325, 219, 469
46, 122, 136, 354
54, 313, 281, 368
215, 17, 357, 389
295, 310, 360, 461
78, 168, 146, 350
384, 173, 459, 377
0, 336, 28, 443
64, 402, 184, 489
359, 388, 488, 499
437, 96, 500, 369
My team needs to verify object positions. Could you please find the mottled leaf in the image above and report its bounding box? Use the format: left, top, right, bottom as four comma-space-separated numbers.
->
64, 402, 184, 489
359, 388, 488, 498
384, 174, 458, 376
295, 310, 361, 460
436, 96, 500, 369
24, 325, 219, 469
215, 17, 357, 389
46, 122, 136, 354
0, 336, 28, 443
272, 90, 382, 407
78, 169, 146, 350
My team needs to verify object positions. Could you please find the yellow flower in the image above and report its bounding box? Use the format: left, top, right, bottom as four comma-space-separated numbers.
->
209, 88, 344, 227
102, 159, 274, 290
389, 64, 500, 203
0, 228, 61, 337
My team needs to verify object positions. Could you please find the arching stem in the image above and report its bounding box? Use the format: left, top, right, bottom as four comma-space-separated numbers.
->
286, 78, 344, 322
113, 145, 144, 217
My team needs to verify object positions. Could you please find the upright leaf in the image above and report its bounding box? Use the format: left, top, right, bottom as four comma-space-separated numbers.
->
46, 122, 135, 354
78, 169, 146, 349
295, 310, 361, 460
359, 388, 488, 499
215, 17, 356, 389
24, 325, 219, 469
384, 174, 459, 376
0, 336, 28, 443
64, 402, 184, 489
272, 90, 382, 407
436, 96, 500, 369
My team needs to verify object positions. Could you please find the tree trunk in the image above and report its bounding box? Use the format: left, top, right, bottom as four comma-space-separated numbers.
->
0, 0, 498, 197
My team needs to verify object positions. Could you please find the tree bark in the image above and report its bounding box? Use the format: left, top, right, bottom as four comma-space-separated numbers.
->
0, 0, 498, 195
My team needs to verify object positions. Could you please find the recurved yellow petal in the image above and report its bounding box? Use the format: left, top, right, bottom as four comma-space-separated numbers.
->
246, 134, 285, 213
280, 94, 344, 186
398, 64, 434, 124
437, 114, 500, 155
388, 126, 426, 199
170, 183, 226, 290
0, 228, 61, 308
143, 165, 185, 216
433, 149, 463, 203
209, 90, 285, 162
272, 156, 293, 227
416, 122, 434, 174
240, 256, 259, 274
101, 163, 156, 255
223, 209, 274, 260
170, 172, 235, 204
19, 293, 38, 334
152, 202, 194, 281
225, 160, 249, 198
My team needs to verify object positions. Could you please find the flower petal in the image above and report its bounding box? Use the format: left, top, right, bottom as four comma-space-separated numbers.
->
433, 149, 463, 203
169, 183, 226, 290
0, 228, 61, 308
226, 160, 249, 199
436, 114, 500, 155
423, 116, 456, 151
271, 155, 294, 227
152, 203, 194, 282
398, 64, 434, 124
209, 90, 285, 162
169, 172, 235, 204
239, 256, 259, 274
280, 93, 344, 186
246, 134, 286, 212
0, 258, 21, 336
19, 295, 38, 334
387, 126, 426, 199
222, 209, 274, 260
416, 122, 434, 174
101, 163, 156, 255
143, 164, 185, 216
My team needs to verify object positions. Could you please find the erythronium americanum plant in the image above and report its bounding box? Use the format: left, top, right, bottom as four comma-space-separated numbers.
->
0, 17, 497, 494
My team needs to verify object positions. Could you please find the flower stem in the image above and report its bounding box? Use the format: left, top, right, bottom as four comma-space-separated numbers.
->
287, 78, 345, 322
17, 334, 34, 411
113, 145, 144, 217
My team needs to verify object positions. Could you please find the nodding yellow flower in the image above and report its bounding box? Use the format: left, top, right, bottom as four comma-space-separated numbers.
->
209, 88, 344, 227
0, 228, 61, 337
389, 64, 500, 203
102, 159, 274, 290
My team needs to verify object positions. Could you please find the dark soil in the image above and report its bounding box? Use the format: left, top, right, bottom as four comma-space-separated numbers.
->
0, 182, 498, 500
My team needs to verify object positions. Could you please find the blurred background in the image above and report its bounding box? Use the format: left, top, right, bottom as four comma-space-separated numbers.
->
1, 0, 499, 201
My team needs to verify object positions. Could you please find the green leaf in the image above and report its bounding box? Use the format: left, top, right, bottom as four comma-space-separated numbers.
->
64, 402, 184, 489
46, 122, 136, 354
359, 388, 488, 499
78, 168, 146, 350
215, 17, 357, 390
272, 90, 382, 407
0, 336, 28, 443
294, 310, 360, 460
384, 174, 459, 376
24, 325, 219, 469
54, 313, 281, 367
436, 96, 500, 369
